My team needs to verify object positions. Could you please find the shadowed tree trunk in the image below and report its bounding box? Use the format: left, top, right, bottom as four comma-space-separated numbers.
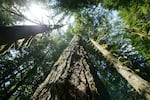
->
0, 25, 62, 45
31, 35, 109, 100
0, 25, 62, 55
90, 38, 150, 100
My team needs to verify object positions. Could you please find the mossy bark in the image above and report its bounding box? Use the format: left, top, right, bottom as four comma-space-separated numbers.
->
31, 36, 109, 100
90, 38, 150, 100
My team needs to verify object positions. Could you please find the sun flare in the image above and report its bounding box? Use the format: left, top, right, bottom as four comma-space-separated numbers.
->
24, 4, 50, 25
22, 3, 74, 32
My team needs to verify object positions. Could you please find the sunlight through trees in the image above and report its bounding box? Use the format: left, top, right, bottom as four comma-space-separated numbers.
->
0, 0, 150, 100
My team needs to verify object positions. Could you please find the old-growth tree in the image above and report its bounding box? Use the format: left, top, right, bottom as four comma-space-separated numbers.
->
31, 35, 109, 100
0, 0, 150, 100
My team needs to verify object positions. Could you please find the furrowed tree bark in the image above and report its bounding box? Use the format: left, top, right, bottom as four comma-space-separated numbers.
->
0, 25, 62, 45
31, 35, 109, 100
90, 38, 150, 100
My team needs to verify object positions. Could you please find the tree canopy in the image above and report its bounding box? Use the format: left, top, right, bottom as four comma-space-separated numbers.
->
0, 0, 150, 100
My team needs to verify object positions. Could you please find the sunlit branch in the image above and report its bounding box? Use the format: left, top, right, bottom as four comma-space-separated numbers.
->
1, 5, 39, 25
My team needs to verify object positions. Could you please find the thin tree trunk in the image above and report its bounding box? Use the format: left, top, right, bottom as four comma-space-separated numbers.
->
0, 25, 62, 45
1, 46, 52, 99
2, 64, 38, 99
90, 38, 150, 100
31, 35, 109, 100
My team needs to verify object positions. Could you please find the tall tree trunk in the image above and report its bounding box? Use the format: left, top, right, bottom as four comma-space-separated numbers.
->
31, 35, 109, 100
0, 25, 62, 45
90, 38, 150, 100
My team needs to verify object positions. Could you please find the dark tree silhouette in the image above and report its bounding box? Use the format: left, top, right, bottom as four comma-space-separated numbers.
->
0, 25, 62, 45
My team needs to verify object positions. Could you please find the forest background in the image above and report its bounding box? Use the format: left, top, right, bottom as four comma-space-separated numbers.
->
0, 0, 150, 100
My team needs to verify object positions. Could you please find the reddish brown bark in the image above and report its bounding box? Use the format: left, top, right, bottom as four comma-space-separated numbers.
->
31, 36, 109, 100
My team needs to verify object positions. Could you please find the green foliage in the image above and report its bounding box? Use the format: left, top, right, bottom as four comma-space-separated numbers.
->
99, 0, 150, 42
74, 3, 149, 99
0, 0, 150, 99
98, 0, 150, 75
86, 42, 144, 100
0, 7, 15, 26
69, 4, 111, 39
55, 0, 99, 11
0, 33, 69, 99
99, 0, 131, 10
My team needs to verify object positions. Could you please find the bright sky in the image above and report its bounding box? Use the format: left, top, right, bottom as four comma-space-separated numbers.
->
23, 3, 51, 25
18, 3, 74, 32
